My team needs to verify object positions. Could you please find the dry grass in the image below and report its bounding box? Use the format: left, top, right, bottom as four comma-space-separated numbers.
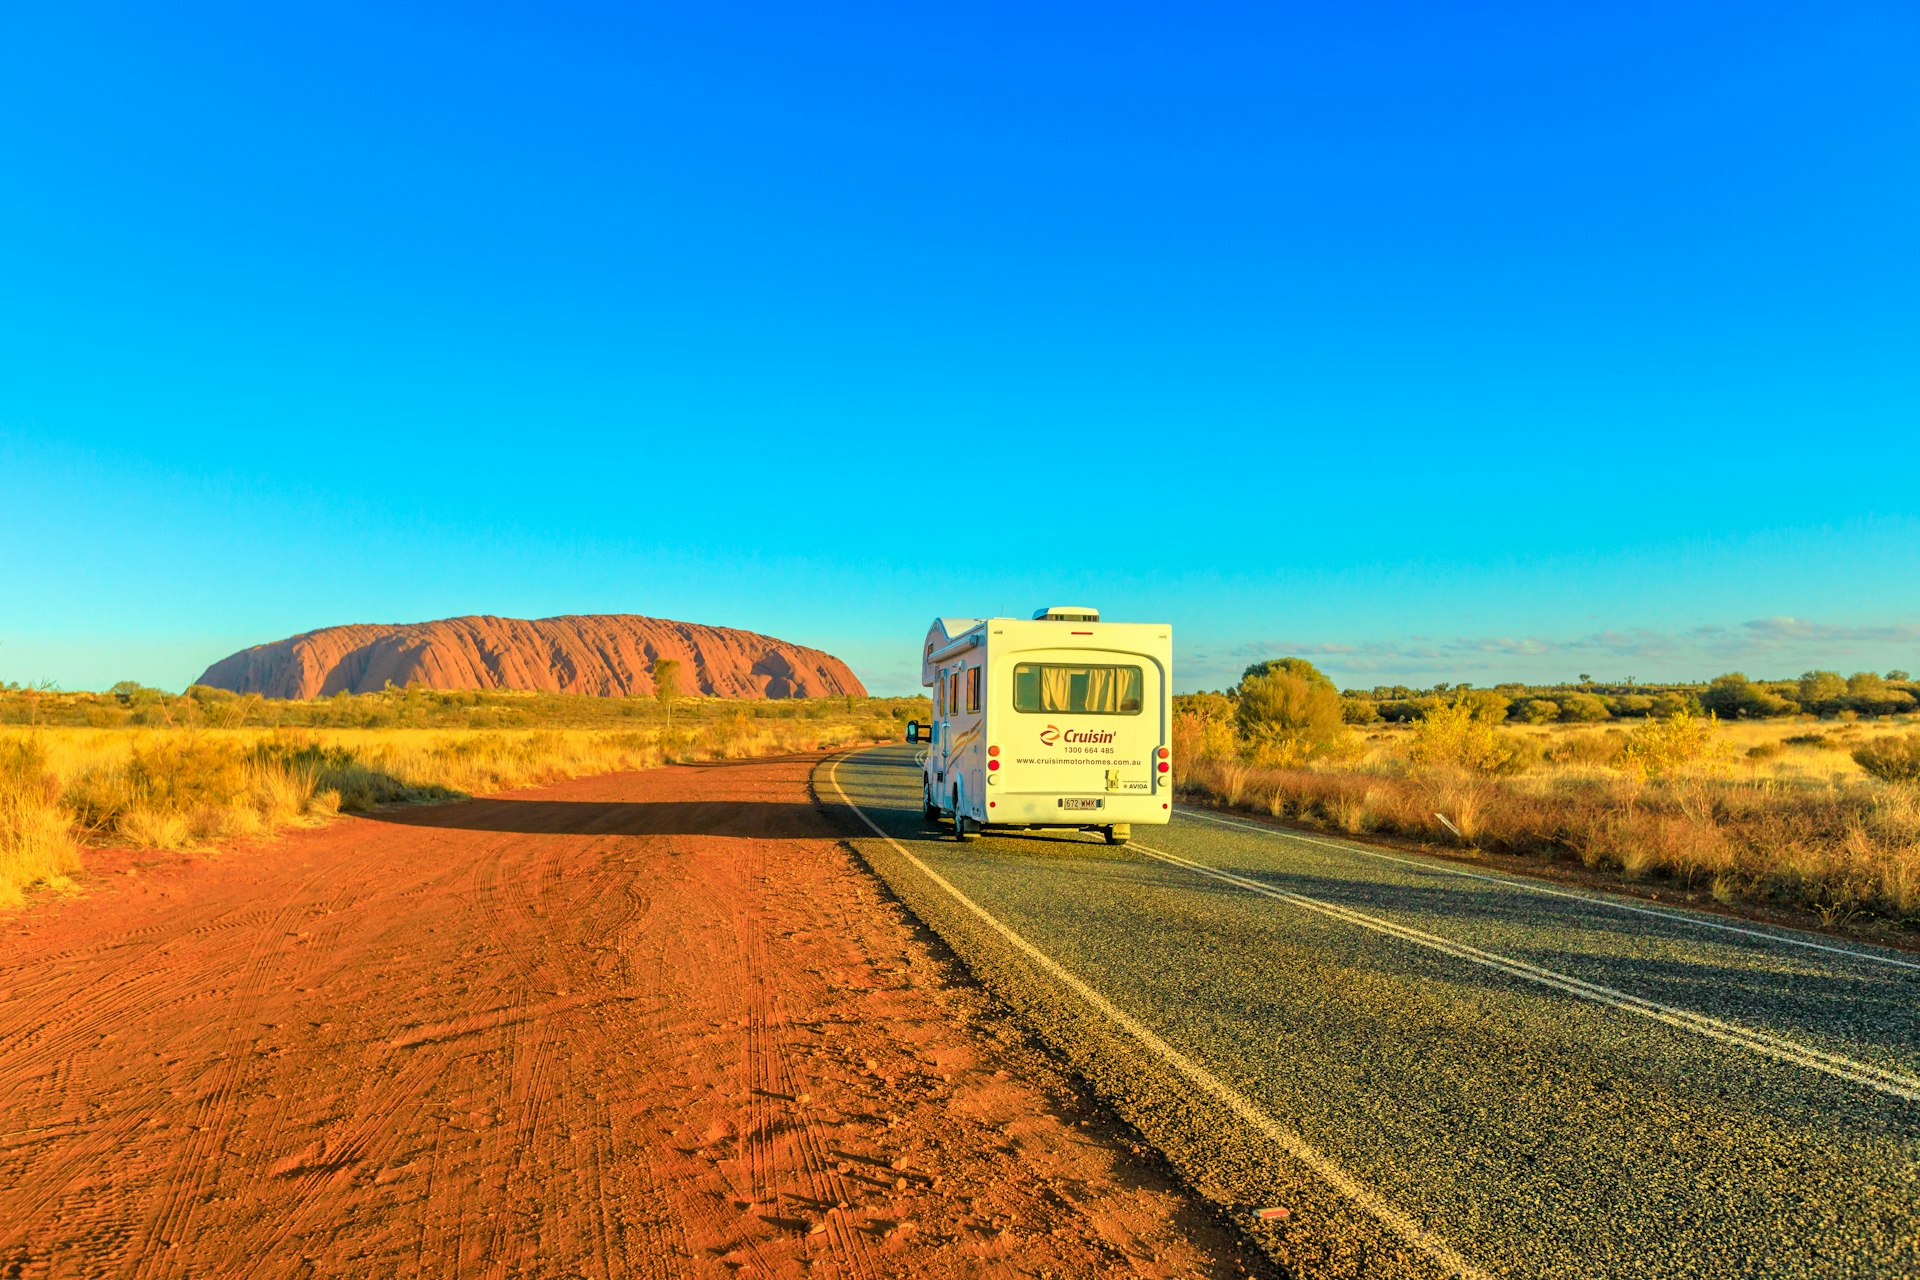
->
1176, 714, 1920, 930
0, 715, 891, 907
0, 738, 82, 908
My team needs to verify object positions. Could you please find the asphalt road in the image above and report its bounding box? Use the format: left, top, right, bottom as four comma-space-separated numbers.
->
821, 745, 1920, 1280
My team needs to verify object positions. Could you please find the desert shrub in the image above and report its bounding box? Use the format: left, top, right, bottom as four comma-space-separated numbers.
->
1545, 731, 1626, 769
0, 738, 81, 904
1501, 733, 1547, 772
1340, 697, 1383, 725
1608, 695, 1655, 717
1458, 689, 1511, 724
1235, 658, 1348, 761
1701, 673, 1792, 719
1172, 712, 1237, 765
1514, 699, 1560, 724
1783, 732, 1832, 748
1845, 672, 1917, 717
1649, 691, 1700, 718
1798, 670, 1849, 716
1854, 733, 1920, 785
1557, 693, 1612, 723
249, 732, 356, 775
1746, 743, 1784, 762
1408, 696, 1514, 773
1619, 709, 1724, 778
1379, 698, 1437, 723
124, 737, 249, 813
1175, 692, 1236, 723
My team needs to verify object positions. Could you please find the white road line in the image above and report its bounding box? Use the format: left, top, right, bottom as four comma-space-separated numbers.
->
1132, 840, 1920, 1104
1180, 808, 1920, 973
825, 756, 1494, 1280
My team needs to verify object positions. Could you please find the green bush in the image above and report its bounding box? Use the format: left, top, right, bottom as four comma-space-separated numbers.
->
1235, 658, 1348, 762
1620, 708, 1725, 778
1845, 672, 1916, 717
1408, 696, 1514, 773
1557, 693, 1611, 723
1339, 696, 1382, 725
1649, 691, 1700, 718
125, 738, 250, 812
1798, 670, 1849, 716
1854, 733, 1920, 784
1459, 689, 1511, 724
1700, 673, 1792, 719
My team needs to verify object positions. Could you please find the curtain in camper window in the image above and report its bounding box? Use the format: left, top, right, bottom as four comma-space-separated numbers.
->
1014, 664, 1144, 715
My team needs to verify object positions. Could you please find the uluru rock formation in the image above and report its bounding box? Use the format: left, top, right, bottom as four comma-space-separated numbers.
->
196, 614, 868, 700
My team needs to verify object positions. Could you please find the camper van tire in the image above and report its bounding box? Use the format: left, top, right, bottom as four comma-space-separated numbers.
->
1104, 824, 1131, 846
956, 815, 981, 841
923, 788, 942, 824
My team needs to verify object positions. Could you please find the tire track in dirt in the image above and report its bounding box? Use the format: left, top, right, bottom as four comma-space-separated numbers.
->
1, 753, 1273, 1279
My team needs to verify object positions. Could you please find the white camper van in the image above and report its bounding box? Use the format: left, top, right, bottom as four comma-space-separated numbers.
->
906, 607, 1174, 843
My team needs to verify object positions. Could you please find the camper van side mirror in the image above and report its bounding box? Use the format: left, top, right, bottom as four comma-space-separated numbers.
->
905, 721, 921, 743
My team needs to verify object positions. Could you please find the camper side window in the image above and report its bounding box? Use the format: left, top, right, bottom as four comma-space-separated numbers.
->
1011, 663, 1145, 715
949, 671, 959, 715
966, 667, 980, 713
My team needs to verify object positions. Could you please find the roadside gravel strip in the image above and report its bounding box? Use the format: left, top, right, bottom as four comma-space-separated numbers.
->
823, 745, 1920, 1280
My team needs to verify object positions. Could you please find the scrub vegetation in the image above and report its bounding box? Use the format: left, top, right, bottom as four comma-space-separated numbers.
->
1175, 662, 1920, 934
0, 685, 924, 907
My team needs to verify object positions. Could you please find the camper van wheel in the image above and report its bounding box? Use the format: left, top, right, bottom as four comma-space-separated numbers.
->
923, 785, 943, 824
956, 815, 981, 841
1103, 824, 1131, 846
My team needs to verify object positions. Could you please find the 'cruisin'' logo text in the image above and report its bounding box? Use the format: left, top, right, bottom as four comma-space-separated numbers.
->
1039, 725, 1116, 747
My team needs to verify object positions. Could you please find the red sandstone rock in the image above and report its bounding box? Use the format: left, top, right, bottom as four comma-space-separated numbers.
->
195, 614, 867, 700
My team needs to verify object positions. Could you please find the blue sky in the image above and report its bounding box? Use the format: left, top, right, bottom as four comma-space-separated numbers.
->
3, 2, 1916, 696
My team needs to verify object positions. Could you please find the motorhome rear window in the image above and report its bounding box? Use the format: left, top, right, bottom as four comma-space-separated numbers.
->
1011, 664, 1144, 715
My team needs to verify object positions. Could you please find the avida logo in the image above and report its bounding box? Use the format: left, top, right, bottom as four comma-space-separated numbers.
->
1039, 724, 1061, 746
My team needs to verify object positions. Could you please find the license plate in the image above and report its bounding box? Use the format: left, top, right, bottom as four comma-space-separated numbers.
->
1058, 798, 1104, 811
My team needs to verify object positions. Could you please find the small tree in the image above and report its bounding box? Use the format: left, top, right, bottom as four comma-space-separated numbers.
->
1845, 671, 1914, 717
1234, 657, 1347, 762
1700, 672, 1790, 719
1798, 670, 1848, 716
651, 657, 682, 728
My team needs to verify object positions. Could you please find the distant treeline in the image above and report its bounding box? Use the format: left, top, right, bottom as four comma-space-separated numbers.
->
1187, 669, 1919, 726
0, 681, 928, 731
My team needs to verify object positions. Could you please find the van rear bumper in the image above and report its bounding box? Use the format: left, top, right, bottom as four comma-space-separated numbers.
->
982, 793, 1172, 826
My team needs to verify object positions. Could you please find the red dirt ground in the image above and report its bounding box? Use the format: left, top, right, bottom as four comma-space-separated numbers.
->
0, 753, 1266, 1278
